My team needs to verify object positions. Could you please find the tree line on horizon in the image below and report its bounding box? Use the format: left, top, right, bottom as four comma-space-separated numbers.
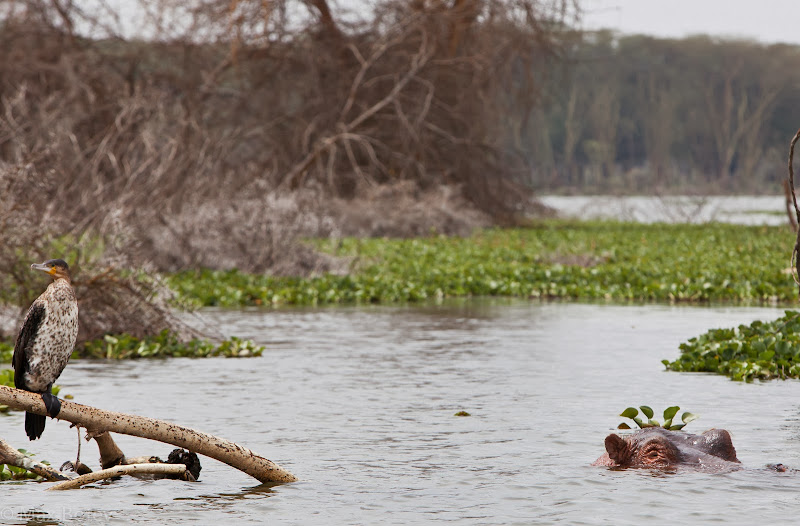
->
525, 30, 800, 194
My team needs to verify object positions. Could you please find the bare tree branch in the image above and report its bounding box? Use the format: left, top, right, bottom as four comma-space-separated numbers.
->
48, 463, 187, 490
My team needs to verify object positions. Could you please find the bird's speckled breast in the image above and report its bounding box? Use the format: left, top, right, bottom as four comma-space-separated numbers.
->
24, 279, 78, 392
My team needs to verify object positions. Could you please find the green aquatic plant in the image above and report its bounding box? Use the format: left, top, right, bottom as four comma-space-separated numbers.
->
664, 310, 800, 381
0, 341, 12, 364
1, 331, 262, 413
0, 367, 62, 413
617, 406, 699, 430
0, 368, 12, 413
3, 329, 263, 362
166, 221, 796, 307
454, 411, 471, 417
75, 330, 264, 359
0, 367, 12, 387
0, 369, 60, 394
0, 449, 50, 481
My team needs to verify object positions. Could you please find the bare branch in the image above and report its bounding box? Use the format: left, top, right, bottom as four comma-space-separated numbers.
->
48, 463, 187, 490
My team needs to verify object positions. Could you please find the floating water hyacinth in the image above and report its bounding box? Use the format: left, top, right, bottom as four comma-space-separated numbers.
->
664, 311, 800, 381
75, 331, 265, 359
617, 406, 699, 430
167, 221, 796, 308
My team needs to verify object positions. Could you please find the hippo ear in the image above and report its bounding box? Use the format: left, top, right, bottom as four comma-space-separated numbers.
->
701, 428, 739, 463
605, 434, 632, 464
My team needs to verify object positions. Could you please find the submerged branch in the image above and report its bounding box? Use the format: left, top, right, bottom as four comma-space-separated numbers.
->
47, 463, 187, 490
0, 386, 297, 484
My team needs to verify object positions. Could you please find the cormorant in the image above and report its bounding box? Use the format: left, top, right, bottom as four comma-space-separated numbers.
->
12, 259, 79, 440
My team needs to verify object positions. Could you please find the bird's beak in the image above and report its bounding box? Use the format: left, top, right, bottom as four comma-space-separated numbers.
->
31, 262, 55, 275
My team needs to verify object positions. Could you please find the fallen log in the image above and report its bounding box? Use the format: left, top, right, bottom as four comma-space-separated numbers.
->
0, 386, 297, 484
48, 463, 187, 490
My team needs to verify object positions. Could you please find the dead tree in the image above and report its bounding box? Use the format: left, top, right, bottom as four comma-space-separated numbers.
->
787, 128, 800, 296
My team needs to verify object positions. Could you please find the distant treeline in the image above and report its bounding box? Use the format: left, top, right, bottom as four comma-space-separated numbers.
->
525, 31, 800, 194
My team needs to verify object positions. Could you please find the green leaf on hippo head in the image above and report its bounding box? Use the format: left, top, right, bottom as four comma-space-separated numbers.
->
663, 406, 680, 421
668, 424, 686, 430
647, 419, 661, 427
632, 416, 645, 428
681, 412, 699, 424
639, 406, 654, 419
617, 422, 631, 429
620, 407, 639, 419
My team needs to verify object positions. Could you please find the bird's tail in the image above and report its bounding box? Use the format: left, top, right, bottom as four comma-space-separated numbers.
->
25, 411, 46, 440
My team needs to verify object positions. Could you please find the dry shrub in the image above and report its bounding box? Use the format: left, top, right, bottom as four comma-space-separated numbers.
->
325, 181, 493, 238
0, 161, 190, 344
259, 1, 575, 223
72, 271, 193, 344
0, 162, 55, 309
0, 1, 575, 341
0, 1, 573, 337
0, 1, 573, 246
135, 190, 344, 274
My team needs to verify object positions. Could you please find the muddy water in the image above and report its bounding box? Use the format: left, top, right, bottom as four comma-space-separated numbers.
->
3, 301, 800, 524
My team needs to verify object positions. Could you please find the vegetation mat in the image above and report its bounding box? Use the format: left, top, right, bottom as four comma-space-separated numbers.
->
168, 221, 797, 307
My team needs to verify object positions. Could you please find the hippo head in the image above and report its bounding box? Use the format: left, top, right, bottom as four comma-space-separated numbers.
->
593, 427, 740, 470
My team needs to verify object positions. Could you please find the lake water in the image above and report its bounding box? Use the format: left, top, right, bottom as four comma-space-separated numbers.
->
539, 195, 787, 225
3, 301, 800, 525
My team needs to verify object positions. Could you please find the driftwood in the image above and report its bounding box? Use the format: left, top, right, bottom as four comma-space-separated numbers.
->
0, 386, 297, 484
48, 463, 187, 490
0, 436, 68, 481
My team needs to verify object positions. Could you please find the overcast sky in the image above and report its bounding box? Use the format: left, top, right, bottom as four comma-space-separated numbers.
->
97, 1, 800, 45
582, 0, 800, 45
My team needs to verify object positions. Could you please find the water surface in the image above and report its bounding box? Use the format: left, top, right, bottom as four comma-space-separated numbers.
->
3, 302, 800, 525
539, 195, 786, 225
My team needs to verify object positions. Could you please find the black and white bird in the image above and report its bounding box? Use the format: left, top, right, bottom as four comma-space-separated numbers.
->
13, 259, 79, 440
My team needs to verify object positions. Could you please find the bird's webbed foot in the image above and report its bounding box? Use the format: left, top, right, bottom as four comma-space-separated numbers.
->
42, 392, 62, 418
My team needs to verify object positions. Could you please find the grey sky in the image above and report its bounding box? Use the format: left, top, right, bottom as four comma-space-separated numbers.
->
582, 0, 800, 45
